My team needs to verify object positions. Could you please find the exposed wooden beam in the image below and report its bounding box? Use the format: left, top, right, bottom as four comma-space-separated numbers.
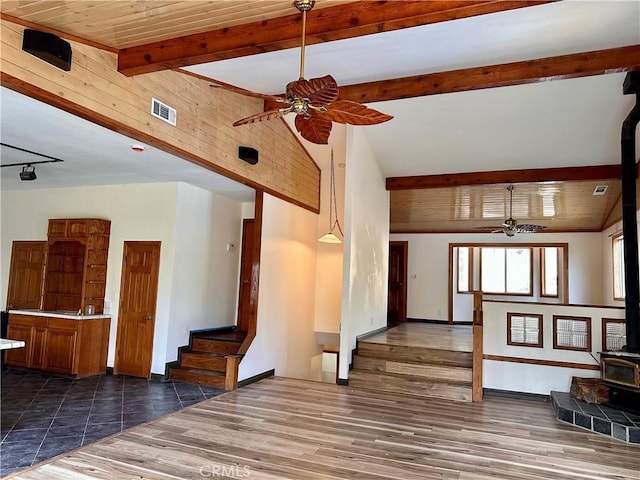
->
260, 45, 640, 111
341, 45, 640, 103
386, 164, 623, 190
118, 1, 550, 76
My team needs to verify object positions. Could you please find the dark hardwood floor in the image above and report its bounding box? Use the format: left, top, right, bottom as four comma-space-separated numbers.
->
5, 376, 639, 479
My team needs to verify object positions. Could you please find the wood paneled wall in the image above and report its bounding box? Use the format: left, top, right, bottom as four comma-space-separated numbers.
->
0, 20, 320, 213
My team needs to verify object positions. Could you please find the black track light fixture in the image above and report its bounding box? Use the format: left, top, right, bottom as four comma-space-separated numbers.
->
19, 164, 37, 181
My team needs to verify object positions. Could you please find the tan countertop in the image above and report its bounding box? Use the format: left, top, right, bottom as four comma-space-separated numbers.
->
8, 309, 111, 320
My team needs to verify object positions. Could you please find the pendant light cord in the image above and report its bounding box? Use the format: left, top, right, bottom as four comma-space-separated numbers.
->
329, 148, 344, 237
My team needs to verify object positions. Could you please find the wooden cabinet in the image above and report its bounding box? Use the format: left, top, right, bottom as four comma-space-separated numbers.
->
4, 313, 110, 377
43, 218, 110, 314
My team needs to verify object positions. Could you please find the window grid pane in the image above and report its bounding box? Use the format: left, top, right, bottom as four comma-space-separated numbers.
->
604, 321, 626, 351
613, 235, 625, 299
554, 316, 591, 351
542, 247, 558, 296
506, 248, 531, 294
458, 247, 470, 292
508, 313, 542, 347
481, 248, 505, 293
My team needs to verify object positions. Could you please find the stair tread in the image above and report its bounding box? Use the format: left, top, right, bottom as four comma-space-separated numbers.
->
194, 331, 247, 342
355, 356, 472, 369
172, 367, 225, 377
183, 351, 233, 358
349, 369, 472, 386
359, 341, 473, 353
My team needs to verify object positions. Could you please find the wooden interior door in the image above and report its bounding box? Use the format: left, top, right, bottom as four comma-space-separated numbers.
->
388, 241, 408, 326
115, 241, 160, 378
237, 219, 254, 333
6, 241, 46, 310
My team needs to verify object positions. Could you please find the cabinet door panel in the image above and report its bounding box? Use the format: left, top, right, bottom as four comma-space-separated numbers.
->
68, 220, 89, 238
4, 325, 33, 367
6, 242, 46, 310
31, 327, 47, 368
47, 220, 68, 238
88, 220, 110, 235
44, 328, 77, 374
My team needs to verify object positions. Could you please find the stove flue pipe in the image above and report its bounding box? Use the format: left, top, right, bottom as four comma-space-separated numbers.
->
621, 71, 640, 353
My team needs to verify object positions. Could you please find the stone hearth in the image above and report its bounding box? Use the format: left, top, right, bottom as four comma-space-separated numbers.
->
550, 391, 640, 444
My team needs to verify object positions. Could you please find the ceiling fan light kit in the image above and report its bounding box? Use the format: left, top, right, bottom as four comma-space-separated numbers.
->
318, 148, 344, 244
224, 0, 392, 144
479, 185, 546, 236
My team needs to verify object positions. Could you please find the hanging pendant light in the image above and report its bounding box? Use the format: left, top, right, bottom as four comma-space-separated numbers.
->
318, 148, 343, 243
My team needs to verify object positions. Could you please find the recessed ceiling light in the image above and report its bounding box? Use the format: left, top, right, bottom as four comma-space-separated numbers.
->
131, 145, 145, 152
593, 185, 608, 196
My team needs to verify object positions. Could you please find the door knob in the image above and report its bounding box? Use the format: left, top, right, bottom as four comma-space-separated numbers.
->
142, 315, 151, 320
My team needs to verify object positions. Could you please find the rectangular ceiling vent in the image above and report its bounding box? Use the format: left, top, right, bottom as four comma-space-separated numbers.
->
151, 98, 176, 126
593, 185, 608, 196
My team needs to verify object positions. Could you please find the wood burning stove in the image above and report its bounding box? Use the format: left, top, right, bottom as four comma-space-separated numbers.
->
601, 352, 640, 389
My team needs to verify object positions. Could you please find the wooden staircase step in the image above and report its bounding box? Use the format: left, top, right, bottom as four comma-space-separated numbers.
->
195, 330, 246, 342
353, 356, 472, 384
357, 342, 472, 367
192, 338, 241, 355
180, 352, 228, 371
348, 370, 472, 402
169, 367, 226, 388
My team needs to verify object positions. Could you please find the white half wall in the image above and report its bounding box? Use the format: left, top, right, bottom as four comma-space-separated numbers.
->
483, 300, 625, 394
389, 232, 603, 322
238, 193, 322, 382
339, 127, 390, 379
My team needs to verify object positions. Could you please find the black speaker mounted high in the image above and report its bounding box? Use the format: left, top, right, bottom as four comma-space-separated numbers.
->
22, 29, 72, 71
238, 146, 259, 165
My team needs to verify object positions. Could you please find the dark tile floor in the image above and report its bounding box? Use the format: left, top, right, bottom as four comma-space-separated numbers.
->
0, 368, 224, 477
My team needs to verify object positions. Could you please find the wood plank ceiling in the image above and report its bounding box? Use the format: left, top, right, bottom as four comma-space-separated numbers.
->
1, 0, 638, 234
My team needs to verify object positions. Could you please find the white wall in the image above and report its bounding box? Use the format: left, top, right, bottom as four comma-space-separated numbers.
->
164, 183, 242, 368
483, 300, 625, 394
389, 232, 603, 322
238, 193, 322, 381
314, 126, 346, 336
339, 127, 390, 379
1, 182, 244, 375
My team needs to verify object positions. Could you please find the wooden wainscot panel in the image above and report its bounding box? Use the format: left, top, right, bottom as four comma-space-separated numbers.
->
0, 19, 320, 214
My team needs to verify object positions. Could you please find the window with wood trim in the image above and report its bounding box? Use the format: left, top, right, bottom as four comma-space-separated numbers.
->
553, 315, 591, 352
507, 313, 543, 347
602, 318, 626, 352
613, 233, 625, 300
480, 247, 532, 295
457, 247, 472, 293
540, 247, 559, 297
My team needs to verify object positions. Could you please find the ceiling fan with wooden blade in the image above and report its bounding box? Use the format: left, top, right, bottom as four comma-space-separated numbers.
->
213, 0, 393, 144
478, 185, 546, 237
